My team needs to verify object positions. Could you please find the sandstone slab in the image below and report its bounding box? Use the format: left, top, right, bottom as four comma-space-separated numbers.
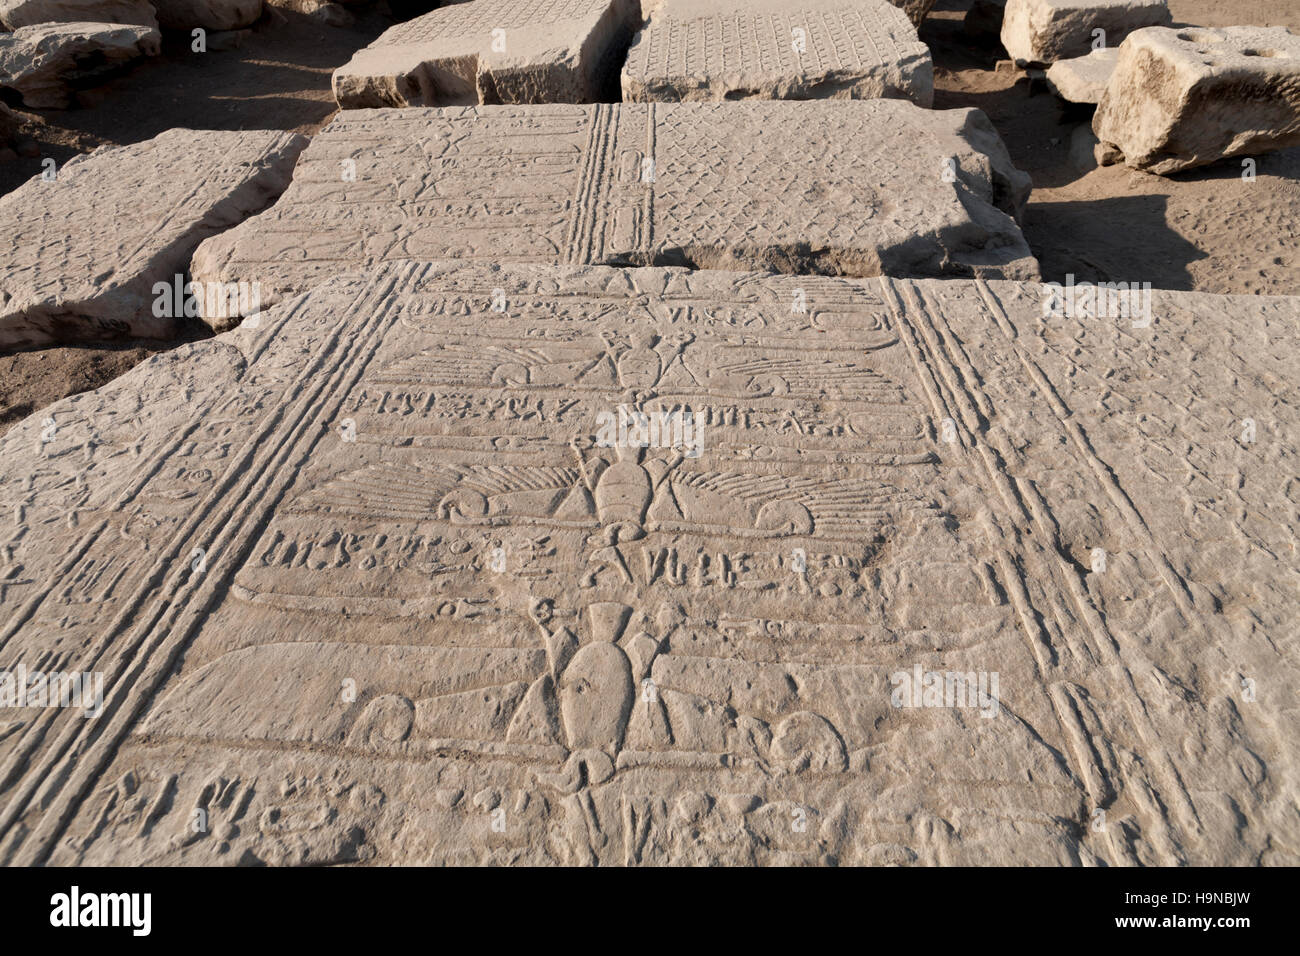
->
0, 0, 158, 30
332, 0, 640, 109
1001, 0, 1170, 65
1045, 45, 1116, 103
1094, 25, 1300, 174
620, 0, 933, 107
151, 0, 261, 30
0, 128, 307, 348
190, 101, 1035, 329
0, 21, 158, 109
0, 260, 1295, 866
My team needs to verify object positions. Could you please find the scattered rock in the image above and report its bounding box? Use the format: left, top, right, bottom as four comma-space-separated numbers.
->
1045, 45, 1117, 103
1066, 119, 1099, 169
152, 0, 262, 31
0, 21, 160, 109
0, 0, 158, 30
1093, 25, 1300, 174
621, 0, 934, 107
0, 128, 307, 348
332, 0, 641, 109
191, 100, 1036, 327
1001, 0, 1170, 65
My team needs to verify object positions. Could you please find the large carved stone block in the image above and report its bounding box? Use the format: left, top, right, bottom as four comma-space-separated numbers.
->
1, 260, 1294, 866
191, 100, 1036, 329
621, 0, 934, 107
332, 0, 641, 109
0, 21, 159, 109
0, 128, 308, 348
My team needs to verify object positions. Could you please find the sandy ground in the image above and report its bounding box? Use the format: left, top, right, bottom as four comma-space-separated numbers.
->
1, 0, 1298, 434
928, 0, 1300, 293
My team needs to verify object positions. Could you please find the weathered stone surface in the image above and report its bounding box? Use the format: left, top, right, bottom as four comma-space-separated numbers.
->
332, 0, 641, 109
886, 0, 935, 28
1094, 26, 1300, 174
620, 0, 933, 107
0, 21, 159, 109
152, 0, 261, 31
1045, 45, 1116, 103
1001, 0, 1170, 65
0, 128, 307, 348
1, 259, 1295, 866
0, 0, 158, 30
190, 101, 1035, 329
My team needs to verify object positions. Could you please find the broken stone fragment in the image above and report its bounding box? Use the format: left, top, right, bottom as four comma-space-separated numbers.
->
0, 127, 307, 348
0, 21, 159, 109
0, 0, 158, 30
151, 0, 262, 32
1001, 0, 1170, 65
332, 0, 641, 109
1093, 25, 1300, 174
620, 0, 934, 108
190, 100, 1036, 328
1045, 45, 1117, 103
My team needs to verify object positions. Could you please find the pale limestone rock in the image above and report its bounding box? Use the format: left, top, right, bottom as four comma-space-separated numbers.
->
0, 128, 307, 348
332, 0, 641, 109
0, 21, 158, 109
190, 100, 1035, 328
1094, 25, 1300, 173
1001, 0, 1170, 65
0, 0, 158, 30
620, 0, 934, 108
0, 260, 1294, 866
151, 0, 261, 31
1045, 45, 1117, 102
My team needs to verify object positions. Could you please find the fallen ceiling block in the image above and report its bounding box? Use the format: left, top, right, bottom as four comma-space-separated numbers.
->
1001, 0, 1170, 65
1094, 25, 1300, 174
0, 21, 159, 109
191, 100, 1036, 329
0, 128, 308, 348
1, 260, 1295, 865
621, 0, 934, 107
332, 0, 641, 109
